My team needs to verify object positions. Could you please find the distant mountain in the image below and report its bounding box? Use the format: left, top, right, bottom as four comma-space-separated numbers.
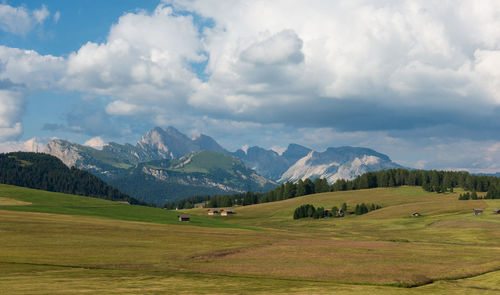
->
230, 143, 312, 180
0, 152, 142, 204
475, 172, 500, 178
107, 150, 276, 205
192, 134, 228, 154
230, 143, 402, 184
278, 147, 403, 183
231, 146, 290, 180
46, 139, 146, 180
282, 144, 312, 164
43, 126, 404, 203
45, 126, 228, 180
138, 126, 199, 159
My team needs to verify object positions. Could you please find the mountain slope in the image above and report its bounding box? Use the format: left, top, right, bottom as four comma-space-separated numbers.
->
137, 126, 200, 159
279, 147, 403, 183
231, 146, 290, 180
232, 144, 402, 183
45, 126, 229, 180
108, 150, 277, 205
0, 152, 142, 204
192, 134, 228, 154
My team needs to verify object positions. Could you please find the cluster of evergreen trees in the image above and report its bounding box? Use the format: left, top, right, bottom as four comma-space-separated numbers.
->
293, 204, 327, 219
458, 192, 480, 200
456, 190, 500, 200
0, 152, 147, 205
293, 202, 381, 219
354, 203, 381, 215
458, 184, 500, 200
485, 184, 500, 199
166, 168, 500, 209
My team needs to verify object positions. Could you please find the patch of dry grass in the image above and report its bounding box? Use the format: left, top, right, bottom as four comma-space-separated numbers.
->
0, 197, 30, 206
189, 239, 500, 285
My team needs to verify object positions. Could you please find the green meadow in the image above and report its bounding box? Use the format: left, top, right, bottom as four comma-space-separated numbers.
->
0, 184, 499, 294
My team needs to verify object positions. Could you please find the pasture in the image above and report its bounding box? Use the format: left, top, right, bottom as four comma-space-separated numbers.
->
0, 184, 499, 294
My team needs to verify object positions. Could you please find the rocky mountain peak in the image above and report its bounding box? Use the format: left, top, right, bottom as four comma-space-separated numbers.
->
278, 147, 402, 183
45, 139, 83, 167
192, 134, 228, 154
138, 126, 199, 159
282, 143, 312, 164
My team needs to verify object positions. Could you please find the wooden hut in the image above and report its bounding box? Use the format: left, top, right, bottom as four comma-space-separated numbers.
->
220, 209, 234, 216
207, 209, 219, 215
178, 215, 191, 221
337, 209, 344, 217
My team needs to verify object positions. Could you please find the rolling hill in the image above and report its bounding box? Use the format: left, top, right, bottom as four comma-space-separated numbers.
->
0, 184, 499, 294
0, 152, 142, 204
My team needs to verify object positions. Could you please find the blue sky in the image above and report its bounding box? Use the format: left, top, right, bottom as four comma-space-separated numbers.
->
1, 0, 500, 172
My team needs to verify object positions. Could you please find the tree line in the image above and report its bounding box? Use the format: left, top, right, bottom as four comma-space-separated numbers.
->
0, 152, 148, 205
332, 169, 499, 194
165, 168, 500, 209
456, 191, 500, 200
293, 203, 381, 219
164, 178, 330, 209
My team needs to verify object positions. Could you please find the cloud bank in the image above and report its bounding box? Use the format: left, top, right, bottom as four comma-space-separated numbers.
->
0, 0, 499, 171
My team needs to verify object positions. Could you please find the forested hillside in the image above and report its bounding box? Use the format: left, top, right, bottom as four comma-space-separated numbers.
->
0, 152, 145, 205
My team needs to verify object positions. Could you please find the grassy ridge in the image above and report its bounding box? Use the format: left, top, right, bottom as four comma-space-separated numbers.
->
0, 184, 253, 229
0, 184, 499, 294
171, 150, 236, 173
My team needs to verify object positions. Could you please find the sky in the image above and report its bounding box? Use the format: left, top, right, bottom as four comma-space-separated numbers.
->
0, 0, 499, 172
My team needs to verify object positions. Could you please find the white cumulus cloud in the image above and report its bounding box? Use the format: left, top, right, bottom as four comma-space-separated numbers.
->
0, 3, 52, 35
64, 4, 204, 112
0, 137, 48, 153
1, 0, 500, 171
84, 136, 106, 150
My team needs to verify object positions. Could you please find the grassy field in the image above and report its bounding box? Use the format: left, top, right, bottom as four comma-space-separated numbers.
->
0, 184, 499, 294
0, 184, 253, 230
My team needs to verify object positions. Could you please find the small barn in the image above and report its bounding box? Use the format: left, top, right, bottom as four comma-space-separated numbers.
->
220, 209, 234, 216
178, 215, 191, 222
411, 212, 421, 217
473, 209, 483, 216
207, 209, 219, 215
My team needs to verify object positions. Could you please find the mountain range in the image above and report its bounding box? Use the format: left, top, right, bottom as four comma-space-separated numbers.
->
39, 126, 403, 204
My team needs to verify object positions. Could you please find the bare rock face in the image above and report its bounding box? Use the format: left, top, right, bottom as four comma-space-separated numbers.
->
138, 127, 200, 160
45, 139, 83, 167
278, 147, 402, 183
